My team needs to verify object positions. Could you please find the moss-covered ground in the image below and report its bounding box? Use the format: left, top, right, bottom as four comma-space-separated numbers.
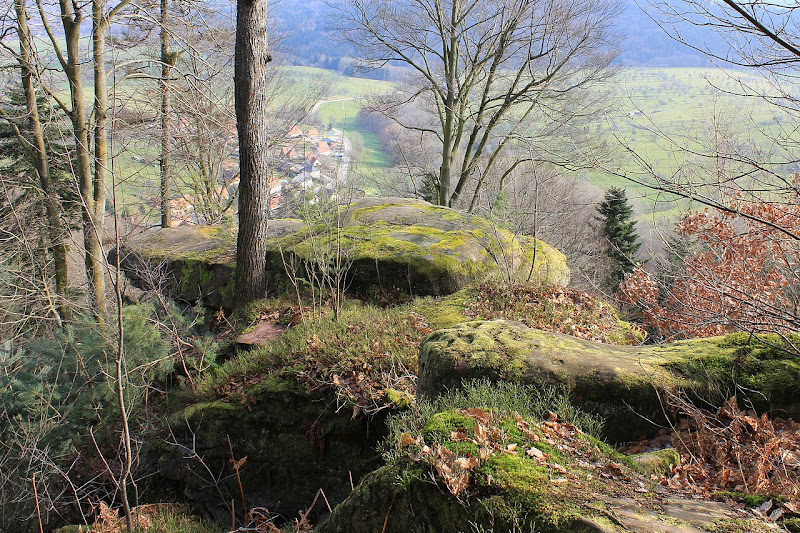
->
186, 280, 644, 414
319, 381, 776, 533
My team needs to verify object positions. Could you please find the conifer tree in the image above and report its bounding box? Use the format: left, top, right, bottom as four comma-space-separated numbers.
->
597, 187, 642, 290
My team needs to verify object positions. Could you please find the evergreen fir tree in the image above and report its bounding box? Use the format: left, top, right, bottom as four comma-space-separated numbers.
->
597, 187, 642, 290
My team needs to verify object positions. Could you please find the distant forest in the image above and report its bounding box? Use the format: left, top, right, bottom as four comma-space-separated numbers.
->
274, 0, 730, 78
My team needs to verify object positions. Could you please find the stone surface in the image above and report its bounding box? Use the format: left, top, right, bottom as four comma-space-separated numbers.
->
417, 321, 800, 441
113, 198, 569, 308
235, 320, 287, 346
159, 383, 387, 525
318, 466, 769, 533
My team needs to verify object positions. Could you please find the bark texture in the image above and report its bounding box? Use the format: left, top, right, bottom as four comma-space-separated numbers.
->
58, 0, 107, 324
160, 0, 173, 228
91, 0, 109, 324
234, 0, 271, 303
14, 0, 71, 322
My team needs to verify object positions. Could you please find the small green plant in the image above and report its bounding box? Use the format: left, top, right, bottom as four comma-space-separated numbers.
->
190, 301, 426, 413
383, 379, 604, 462
0, 302, 214, 533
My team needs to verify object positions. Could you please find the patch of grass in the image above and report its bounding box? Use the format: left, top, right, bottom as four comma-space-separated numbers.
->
384, 379, 604, 462
190, 300, 428, 411
132, 506, 219, 533
702, 518, 773, 533
65, 504, 220, 533
784, 518, 800, 533
712, 491, 786, 508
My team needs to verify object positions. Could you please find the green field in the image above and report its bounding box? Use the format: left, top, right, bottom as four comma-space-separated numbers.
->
6, 58, 794, 225
586, 67, 793, 218
315, 99, 390, 172
283, 66, 393, 99
281, 67, 394, 172
282, 66, 795, 223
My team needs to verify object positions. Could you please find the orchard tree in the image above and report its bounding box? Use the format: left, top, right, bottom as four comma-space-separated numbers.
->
337, 0, 621, 208
597, 187, 641, 290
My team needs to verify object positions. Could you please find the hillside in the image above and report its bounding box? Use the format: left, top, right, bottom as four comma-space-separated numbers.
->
40, 199, 800, 533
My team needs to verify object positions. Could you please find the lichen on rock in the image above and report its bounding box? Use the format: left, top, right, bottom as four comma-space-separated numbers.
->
318, 405, 771, 533
112, 198, 569, 308
417, 321, 800, 441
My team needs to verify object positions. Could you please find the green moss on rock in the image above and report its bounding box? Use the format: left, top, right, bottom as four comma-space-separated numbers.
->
116, 198, 569, 308
418, 321, 800, 441
320, 408, 765, 533
163, 383, 387, 526
629, 448, 681, 477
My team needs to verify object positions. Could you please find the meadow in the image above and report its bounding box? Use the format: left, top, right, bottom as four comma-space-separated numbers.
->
586, 68, 793, 218
279, 66, 795, 222
6, 59, 793, 225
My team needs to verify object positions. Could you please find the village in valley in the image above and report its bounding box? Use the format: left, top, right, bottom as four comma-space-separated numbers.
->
158, 123, 351, 226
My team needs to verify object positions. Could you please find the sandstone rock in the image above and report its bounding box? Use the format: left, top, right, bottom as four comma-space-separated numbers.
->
160, 381, 386, 525
112, 198, 569, 308
317, 408, 771, 533
417, 321, 800, 441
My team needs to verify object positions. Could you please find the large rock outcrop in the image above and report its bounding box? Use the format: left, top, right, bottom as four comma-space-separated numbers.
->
112, 198, 569, 308
417, 321, 800, 441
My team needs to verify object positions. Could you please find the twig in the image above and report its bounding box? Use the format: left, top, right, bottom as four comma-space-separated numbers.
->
32, 473, 43, 533
227, 435, 247, 520
381, 492, 397, 533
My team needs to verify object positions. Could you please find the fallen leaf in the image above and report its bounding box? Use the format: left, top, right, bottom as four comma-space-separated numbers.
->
455, 456, 480, 470
783, 502, 800, 515
399, 433, 416, 447
526, 446, 544, 459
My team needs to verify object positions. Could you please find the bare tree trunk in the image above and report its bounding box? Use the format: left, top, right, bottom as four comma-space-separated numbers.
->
57, 0, 107, 324
160, 0, 172, 228
438, 1, 459, 207
91, 0, 109, 325
234, 0, 271, 304
14, 0, 71, 322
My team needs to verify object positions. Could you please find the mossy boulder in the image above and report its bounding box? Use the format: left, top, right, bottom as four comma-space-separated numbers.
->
159, 380, 386, 524
113, 198, 568, 308
417, 321, 800, 441
318, 409, 770, 533
279, 197, 569, 296
110, 220, 304, 310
